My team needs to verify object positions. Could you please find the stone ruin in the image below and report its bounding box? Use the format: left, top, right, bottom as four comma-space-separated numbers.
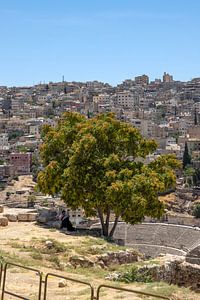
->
0, 205, 37, 226
137, 255, 200, 292
186, 245, 200, 265
69, 249, 142, 269
36, 205, 58, 224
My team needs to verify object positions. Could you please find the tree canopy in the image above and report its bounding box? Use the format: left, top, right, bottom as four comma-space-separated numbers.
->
37, 112, 180, 237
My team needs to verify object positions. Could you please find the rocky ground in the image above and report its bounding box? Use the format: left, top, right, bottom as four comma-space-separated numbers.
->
0, 222, 199, 299
160, 190, 200, 215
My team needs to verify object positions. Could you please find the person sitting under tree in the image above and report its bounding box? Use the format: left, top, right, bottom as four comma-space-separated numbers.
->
60, 210, 75, 231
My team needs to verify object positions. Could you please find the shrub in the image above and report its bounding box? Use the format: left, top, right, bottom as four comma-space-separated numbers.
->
115, 266, 153, 283
192, 204, 200, 218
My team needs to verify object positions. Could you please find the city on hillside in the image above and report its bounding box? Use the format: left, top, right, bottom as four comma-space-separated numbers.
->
0, 72, 199, 186
1, 74, 200, 298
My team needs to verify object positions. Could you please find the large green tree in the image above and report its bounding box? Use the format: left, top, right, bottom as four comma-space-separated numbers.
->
38, 112, 180, 237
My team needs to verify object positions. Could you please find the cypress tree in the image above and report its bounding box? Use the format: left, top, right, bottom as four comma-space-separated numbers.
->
175, 105, 177, 116
183, 142, 191, 169
194, 108, 198, 125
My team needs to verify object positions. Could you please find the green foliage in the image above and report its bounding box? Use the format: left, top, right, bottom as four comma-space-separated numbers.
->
192, 204, 200, 218
183, 166, 196, 187
0, 158, 5, 165
38, 112, 180, 237
183, 166, 196, 177
8, 130, 24, 140
27, 194, 36, 207
31, 152, 41, 181
114, 266, 153, 283
17, 145, 28, 153
47, 256, 61, 268
193, 168, 200, 186
183, 142, 191, 169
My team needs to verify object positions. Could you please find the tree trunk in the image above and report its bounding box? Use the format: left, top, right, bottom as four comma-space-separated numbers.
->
97, 207, 107, 236
98, 208, 119, 238
104, 209, 110, 237
109, 215, 119, 238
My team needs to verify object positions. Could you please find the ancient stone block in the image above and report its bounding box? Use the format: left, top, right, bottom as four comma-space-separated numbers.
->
18, 213, 29, 222
4, 214, 18, 222
0, 217, 8, 226
27, 213, 37, 222
36, 206, 57, 223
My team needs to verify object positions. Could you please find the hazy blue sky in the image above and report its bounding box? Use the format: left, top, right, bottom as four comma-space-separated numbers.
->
1, 0, 200, 86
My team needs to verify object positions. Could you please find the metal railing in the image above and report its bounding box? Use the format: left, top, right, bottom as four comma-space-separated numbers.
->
0, 261, 171, 300
96, 284, 170, 299
1, 262, 42, 300
43, 272, 94, 300
0, 262, 3, 290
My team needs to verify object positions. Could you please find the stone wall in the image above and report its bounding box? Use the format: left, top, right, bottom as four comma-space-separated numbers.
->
145, 258, 200, 291
167, 214, 200, 227
145, 213, 200, 227
69, 250, 141, 268
107, 255, 200, 292
0, 207, 38, 224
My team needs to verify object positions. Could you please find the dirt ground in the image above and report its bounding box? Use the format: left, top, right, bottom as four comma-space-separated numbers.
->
0, 222, 199, 300
0, 223, 142, 299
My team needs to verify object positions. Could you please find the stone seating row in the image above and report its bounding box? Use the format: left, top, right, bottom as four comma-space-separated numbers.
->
113, 223, 200, 251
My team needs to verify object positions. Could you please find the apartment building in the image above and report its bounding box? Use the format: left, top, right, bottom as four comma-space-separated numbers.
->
93, 94, 110, 104
116, 92, 139, 109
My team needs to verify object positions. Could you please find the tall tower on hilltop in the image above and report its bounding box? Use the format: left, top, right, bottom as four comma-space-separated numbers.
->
163, 72, 173, 83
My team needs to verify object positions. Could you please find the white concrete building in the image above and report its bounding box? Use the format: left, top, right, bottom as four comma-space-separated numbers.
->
29, 124, 40, 136
116, 92, 139, 109
0, 133, 10, 150
93, 94, 110, 104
